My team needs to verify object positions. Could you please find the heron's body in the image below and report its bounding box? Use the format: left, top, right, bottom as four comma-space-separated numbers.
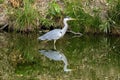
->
39, 29, 63, 40
38, 17, 75, 45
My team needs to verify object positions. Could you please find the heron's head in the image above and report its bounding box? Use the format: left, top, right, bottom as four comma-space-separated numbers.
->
64, 17, 76, 21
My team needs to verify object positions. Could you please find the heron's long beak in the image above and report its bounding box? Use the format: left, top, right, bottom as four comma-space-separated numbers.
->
70, 18, 76, 20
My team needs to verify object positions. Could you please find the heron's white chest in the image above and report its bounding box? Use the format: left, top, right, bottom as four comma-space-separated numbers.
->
58, 31, 64, 37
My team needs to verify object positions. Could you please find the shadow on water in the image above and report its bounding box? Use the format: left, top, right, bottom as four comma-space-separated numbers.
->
0, 32, 120, 79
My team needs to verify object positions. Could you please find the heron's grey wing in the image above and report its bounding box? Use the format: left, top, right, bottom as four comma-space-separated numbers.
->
38, 29, 62, 40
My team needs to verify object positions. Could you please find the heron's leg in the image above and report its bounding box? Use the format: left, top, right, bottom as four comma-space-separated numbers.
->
54, 40, 56, 50
54, 40, 56, 45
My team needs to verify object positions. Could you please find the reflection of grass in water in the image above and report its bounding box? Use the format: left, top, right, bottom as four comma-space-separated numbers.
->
8, 33, 39, 65
0, 50, 14, 80
0, 33, 14, 80
7, 33, 120, 79
64, 35, 120, 79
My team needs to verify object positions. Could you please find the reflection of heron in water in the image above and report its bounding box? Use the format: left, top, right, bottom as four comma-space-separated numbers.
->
38, 17, 76, 47
39, 49, 71, 72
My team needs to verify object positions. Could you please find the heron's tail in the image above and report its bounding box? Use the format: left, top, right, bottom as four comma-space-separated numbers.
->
38, 36, 47, 40
38, 37, 41, 40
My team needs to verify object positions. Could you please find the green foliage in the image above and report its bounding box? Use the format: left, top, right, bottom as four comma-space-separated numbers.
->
6, 0, 120, 33
48, 0, 62, 17
63, 0, 101, 32
46, 0, 63, 27
63, 0, 120, 33
28, 0, 35, 3
63, 0, 84, 32
99, 21, 110, 33
39, 17, 55, 28
99, 0, 120, 33
0, 0, 4, 4
38, 0, 63, 28
9, 0, 39, 31
108, 0, 120, 27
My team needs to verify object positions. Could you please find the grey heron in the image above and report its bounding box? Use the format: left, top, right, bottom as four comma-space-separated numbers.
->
38, 17, 76, 45
39, 49, 71, 72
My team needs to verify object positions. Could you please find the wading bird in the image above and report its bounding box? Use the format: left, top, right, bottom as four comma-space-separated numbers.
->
38, 17, 76, 45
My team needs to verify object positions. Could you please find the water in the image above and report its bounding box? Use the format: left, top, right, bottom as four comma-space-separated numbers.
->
0, 32, 120, 80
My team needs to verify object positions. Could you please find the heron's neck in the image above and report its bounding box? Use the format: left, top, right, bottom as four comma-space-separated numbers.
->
61, 54, 71, 72
62, 54, 69, 71
61, 20, 68, 34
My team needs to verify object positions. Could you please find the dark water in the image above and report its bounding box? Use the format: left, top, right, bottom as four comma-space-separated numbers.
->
0, 32, 120, 80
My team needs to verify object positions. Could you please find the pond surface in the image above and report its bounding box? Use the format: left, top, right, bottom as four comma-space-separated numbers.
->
0, 32, 120, 80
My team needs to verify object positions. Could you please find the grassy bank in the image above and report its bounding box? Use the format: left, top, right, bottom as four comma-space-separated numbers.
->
1, 0, 120, 34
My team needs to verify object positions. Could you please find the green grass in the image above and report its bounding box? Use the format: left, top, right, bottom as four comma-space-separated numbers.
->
0, 0, 4, 4
63, 0, 120, 33
7, 0, 120, 33
108, 0, 120, 27
63, 0, 102, 32
8, 0, 39, 31
38, 0, 63, 29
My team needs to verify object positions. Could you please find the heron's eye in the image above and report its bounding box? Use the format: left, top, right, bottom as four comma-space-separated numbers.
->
66, 16, 70, 18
